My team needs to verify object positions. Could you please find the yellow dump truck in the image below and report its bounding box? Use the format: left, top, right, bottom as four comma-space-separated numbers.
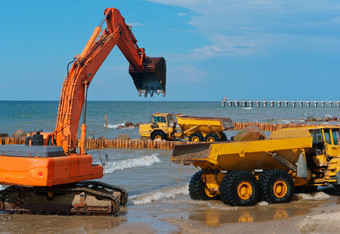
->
171, 126, 340, 206
139, 113, 233, 142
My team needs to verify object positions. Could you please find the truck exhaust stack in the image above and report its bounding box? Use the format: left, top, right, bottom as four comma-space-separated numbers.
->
129, 57, 166, 97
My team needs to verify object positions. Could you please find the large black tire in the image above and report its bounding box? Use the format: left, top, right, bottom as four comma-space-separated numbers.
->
189, 171, 214, 200
219, 132, 227, 141
151, 131, 166, 140
259, 169, 294, 204
220, 170, 259, 206
204, 133, 219, 142
189, 132, 204, 142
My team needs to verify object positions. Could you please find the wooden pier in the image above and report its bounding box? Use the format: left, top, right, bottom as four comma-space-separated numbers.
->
221, 100, 340, 108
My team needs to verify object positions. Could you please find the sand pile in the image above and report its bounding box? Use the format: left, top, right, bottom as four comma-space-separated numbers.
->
298, 211, 340, 233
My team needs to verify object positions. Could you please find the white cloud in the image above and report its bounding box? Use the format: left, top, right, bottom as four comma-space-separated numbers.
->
178, 12, 189, 17
170, 64, 206, 83
147, 0, 340, 58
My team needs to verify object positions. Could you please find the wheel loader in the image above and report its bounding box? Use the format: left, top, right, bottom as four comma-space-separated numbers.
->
139, 113, 233, 142
171, 126, 340, 206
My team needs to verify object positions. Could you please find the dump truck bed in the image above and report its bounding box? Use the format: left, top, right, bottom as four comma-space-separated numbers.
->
175, 115, 233, 135
171, 137, 313, 171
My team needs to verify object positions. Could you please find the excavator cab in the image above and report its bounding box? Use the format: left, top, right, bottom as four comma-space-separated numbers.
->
129, 57, 166, 97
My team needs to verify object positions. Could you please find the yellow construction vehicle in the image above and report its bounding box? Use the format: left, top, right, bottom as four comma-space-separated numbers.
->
139, 113, 233, 142
171, 126, 340, 206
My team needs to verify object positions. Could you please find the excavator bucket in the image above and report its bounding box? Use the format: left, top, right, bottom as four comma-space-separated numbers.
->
129, 57, 166, 97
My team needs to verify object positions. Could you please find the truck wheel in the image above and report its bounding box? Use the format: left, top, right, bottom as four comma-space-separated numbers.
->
189, 170, 214, 200
219, 132, 227, 141
220, 170, 259, 206
259, 169, 293, 204
204, 133, 219, 142
151, 131, 166, 140
189, 133, 204, 142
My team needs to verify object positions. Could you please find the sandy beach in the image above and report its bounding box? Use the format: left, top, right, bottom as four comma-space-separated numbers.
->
2, 191, 340, 233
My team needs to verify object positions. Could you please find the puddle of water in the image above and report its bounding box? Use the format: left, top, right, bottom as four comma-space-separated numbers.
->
185, 193, 338, 227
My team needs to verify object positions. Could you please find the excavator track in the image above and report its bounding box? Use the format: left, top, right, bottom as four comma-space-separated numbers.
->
0, 181, 127, 216
76, 181, 128, 206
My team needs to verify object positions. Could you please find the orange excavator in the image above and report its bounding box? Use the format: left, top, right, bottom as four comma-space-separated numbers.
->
0, 8, 166, 216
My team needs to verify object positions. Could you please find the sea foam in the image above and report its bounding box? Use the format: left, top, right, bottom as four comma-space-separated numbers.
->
104, 154, 160, 174
130, 184, 189, 205
296, 191, 330, 200
105, 122, 126, 129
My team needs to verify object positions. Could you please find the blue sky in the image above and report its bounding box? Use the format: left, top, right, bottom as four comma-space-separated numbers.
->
1, 0, 340, 101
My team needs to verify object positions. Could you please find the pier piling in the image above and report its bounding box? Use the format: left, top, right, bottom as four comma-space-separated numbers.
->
221, 100, 340, 108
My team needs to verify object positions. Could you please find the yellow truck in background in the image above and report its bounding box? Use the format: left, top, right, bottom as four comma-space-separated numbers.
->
171, 126, 340, 206
139, 113, 233, 142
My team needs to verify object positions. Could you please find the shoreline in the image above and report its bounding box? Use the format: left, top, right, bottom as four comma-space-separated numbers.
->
113, 192, 340, 234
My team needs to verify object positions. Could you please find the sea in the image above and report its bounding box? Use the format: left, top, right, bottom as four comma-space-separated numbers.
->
0, 100, 339, 232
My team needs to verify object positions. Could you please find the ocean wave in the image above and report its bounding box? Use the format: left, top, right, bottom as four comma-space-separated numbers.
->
103, 154, 160, 174
130, 184, 189, 205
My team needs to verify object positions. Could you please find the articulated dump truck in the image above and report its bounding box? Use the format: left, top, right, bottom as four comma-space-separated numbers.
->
171, 126, 340, 206
139, 113, 233, 142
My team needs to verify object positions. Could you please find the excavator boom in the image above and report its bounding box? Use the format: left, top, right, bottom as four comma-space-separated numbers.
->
55, 8, 166, 154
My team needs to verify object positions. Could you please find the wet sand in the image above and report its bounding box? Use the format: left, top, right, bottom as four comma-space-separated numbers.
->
1, 192, 340, 233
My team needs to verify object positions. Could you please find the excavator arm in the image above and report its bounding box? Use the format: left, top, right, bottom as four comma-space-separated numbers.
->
54, 8, 166, 154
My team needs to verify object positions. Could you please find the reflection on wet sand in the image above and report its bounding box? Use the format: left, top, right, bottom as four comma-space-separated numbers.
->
188, 202, 315, 226
0, 208, 127, 233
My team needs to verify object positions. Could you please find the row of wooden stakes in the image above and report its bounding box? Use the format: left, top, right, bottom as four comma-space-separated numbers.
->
1, 122, 339, 150
0, 137, 195, 150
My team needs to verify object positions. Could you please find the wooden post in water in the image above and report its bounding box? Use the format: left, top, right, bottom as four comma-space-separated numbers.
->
105, 114, 108, 129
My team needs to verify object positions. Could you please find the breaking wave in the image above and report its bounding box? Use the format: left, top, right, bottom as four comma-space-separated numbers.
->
104, 154, 160, 174
130, 184, 189, 205
0, 185, 9, 191
105, 122, 126, 129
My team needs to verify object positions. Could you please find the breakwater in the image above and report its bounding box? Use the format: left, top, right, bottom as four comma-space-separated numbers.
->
1, 122, 339, 150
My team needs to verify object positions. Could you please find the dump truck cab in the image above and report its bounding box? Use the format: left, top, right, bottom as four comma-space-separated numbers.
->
271, 126, 340, 186
139, 113, 176, 140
